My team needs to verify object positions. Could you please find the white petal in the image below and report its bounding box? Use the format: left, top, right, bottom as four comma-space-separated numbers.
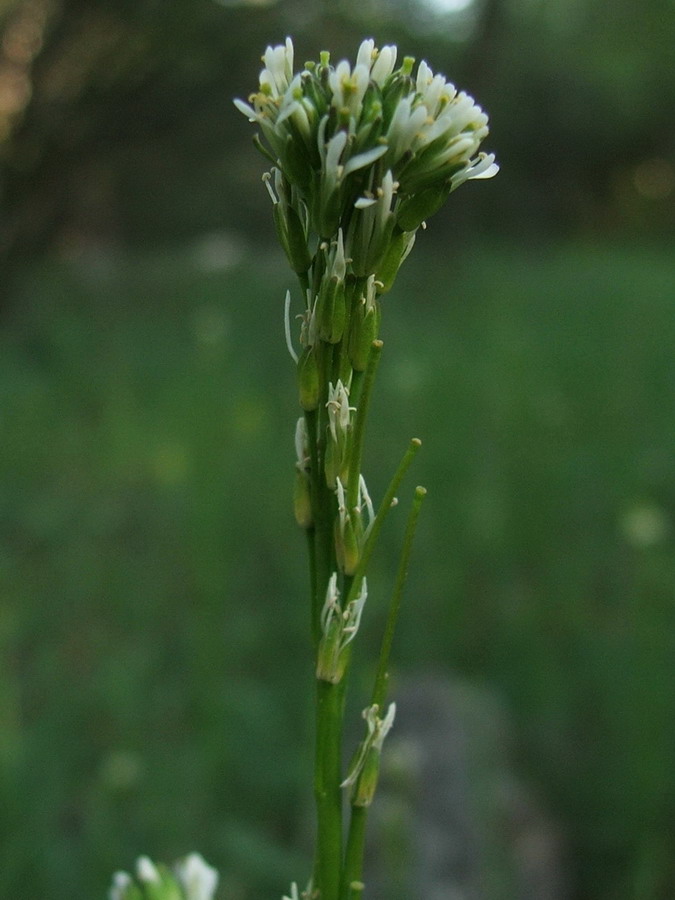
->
356, 38, 375, 71
136, 857, 160, 884
233, 98, 259, 121
175, 853, 219, 900
371, 45, 397, 85
325, 130, 348, 175
343, 143, 388, 176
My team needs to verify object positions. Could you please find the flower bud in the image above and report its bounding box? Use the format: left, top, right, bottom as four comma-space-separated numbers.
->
174, 853, 219, 900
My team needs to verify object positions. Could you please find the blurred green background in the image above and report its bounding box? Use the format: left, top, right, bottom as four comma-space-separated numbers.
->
1, 0, 674, 897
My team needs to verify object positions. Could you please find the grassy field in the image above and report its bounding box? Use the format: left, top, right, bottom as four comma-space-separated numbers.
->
1, 237, 674, 899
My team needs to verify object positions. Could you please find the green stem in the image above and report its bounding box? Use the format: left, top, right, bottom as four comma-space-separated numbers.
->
315, 679, 345, 900
372, 485, 427, 709
341, 806, 367, 900
343, 437, 422, 611
341, 486, 427, 896
311, 332, 344, 896
346, 340, 383, 512
348, 368, 365, 409
337, 276, 366, 385
309, 339, 339, 643
305, 526, 317, 641
304, 408, 323, 645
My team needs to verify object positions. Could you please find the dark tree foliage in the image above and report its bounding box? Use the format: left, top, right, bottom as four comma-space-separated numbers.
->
0, 0, 673, 270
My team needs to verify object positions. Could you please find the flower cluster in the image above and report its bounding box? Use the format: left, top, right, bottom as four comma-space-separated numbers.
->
236, 39, 498, 684
109, 853, 218, 900
235, 37, 497, 286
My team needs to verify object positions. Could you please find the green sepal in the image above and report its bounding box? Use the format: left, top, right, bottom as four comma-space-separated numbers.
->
349, 210, 396, 278
396, 181, 452, 232
381, 72, 414, 125
375, 228, 414, 294
117, 884, 144, 900
316, 618, 347, 684
273, 202, 311, 274
138, 867, 183, 900
298, 347, 320, 411
324, 435, 349, 490
314, 187, 343, 241
351, 746, 381, 808
317, 275, 346, 344
349, 305, 379, 372
282, 133, 313, 192
364, 213, 396, 276
252, 133, 278, 165
335, 512, 360, 576
294, 469, 313, 528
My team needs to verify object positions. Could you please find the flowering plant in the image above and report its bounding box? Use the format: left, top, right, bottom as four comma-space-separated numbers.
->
109, 854, 218, 900
108, 35, 496, 900
235, 37, 497, 900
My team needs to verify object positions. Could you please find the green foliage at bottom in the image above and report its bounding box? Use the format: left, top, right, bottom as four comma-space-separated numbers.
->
1, 238, 674, 899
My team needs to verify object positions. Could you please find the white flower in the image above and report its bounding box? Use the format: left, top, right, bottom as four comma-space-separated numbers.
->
326, 379, 354, 444
319, 569, 368, 653
386, 95, 429, 162
321, 228, 346, 282
329, 59, 370, 120
371, 45, 397, 86
294, 416, 309, 470
276, 73, 314, 139
451, 151, 500, 190
282, 883, 300, 900
236, 37, 497, 245
109, 871, 132, 900
356, 39, 375, 71
260, 37, 294, 99
136, 856, 160, 884
341, 703, 396, 789
174, 853, 219, 900
355, 38, 397, 86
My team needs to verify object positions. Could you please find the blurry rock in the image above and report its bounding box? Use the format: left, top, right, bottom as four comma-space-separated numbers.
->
362, 675, 567, 900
